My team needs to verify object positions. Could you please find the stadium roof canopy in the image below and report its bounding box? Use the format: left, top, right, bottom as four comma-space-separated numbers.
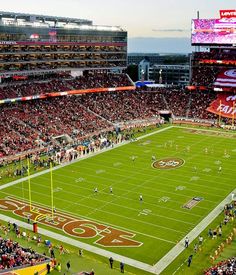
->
0, 11, 125, 31
0, 11, 92, 25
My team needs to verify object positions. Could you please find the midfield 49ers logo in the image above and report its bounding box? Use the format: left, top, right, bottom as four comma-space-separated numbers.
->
152, 158, 185, 169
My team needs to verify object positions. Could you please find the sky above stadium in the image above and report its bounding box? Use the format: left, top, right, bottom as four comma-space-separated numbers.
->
1, 0, 235, 53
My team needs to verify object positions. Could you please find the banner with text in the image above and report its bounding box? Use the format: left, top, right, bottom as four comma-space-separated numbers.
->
207, 93, 236, 118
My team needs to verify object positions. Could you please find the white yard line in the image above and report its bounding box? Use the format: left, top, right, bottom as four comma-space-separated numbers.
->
4, 185, 185, 235
2, 192, 176, 245
1, 187, 234, 275
0, 125, 235, 274
0, 125, 174, 192
152, 188, 236, 274
0, 213, 155, 274
28, 176, 199, 224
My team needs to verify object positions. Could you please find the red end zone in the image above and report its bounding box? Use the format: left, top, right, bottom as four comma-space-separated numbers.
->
0, 196, 142, 248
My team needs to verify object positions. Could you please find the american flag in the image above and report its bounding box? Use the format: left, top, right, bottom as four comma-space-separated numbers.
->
214, 69, 236, 88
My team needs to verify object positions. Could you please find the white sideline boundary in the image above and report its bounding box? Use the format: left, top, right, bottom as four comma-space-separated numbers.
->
0, 125, 173, 192
0, 213, 154, 274
152, 189, 236, 274
1, 190, 235, 275
0, 125, 235, 274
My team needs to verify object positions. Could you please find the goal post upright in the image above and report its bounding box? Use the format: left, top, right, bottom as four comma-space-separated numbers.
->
27, 158, 32, 212
218, 100, 222, 126
232, 101, 235, 127
50, 162, 54, 221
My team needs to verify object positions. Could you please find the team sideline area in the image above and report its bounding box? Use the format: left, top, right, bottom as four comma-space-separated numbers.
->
0, 125, 236, 274
0, 6, 236, 275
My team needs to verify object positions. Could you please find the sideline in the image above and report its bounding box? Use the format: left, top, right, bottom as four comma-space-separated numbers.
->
0, 125, 173, 192
0, 125, 174, 275
152, 188, 236, 274
0, 125, 235, 274
0, 213, 155, 274
1, 187, 234, 275
175, 125, 236, 136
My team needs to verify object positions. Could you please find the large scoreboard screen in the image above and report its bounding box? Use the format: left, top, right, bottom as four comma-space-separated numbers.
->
191, 19, 236, 45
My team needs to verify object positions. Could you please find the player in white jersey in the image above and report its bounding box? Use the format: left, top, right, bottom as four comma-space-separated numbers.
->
139, 194, 143, 202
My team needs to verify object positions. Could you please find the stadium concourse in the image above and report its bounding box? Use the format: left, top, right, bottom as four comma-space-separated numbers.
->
0, 75, 218, 159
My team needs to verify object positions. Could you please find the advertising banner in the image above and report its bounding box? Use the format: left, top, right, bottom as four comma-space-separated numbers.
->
207, 93, 236, 118
0, 86, 135, 104
220, 10, 236, 19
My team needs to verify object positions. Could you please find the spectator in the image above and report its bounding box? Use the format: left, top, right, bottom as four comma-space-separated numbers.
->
0, 237, 47, 270
204, 257, 236, 274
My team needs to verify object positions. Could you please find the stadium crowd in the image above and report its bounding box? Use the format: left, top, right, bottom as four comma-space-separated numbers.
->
193, 49, 236, 61
0, 97, 111, 157
0, 73, 132, 99
164, 88, 191, 117
204, 257, 236, 275
187, 91, 216, 120
81, 90, 164, 122
0, 235, 47, 270
191, 48, 236, 88
0, 86, 219, 158
191, 65, 220, 87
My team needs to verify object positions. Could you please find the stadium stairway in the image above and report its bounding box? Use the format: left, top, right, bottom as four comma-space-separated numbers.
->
161, 94, 170, 110
78, 102, 114, 126
185, 94, 192, 118
61, 79, 75, 91
126, 73, 135, 86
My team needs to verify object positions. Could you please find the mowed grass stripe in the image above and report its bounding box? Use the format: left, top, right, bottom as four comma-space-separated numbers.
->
55, 159, 226, 197
4, 176, 194, 234
12, 174, 207, 223
0, 126, 236, 265
1, 188, 183, 242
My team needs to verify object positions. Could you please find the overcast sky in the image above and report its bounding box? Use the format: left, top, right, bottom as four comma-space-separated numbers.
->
1, 0, 235, 52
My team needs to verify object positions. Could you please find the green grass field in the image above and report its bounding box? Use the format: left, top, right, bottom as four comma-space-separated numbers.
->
0, 125, 235, 272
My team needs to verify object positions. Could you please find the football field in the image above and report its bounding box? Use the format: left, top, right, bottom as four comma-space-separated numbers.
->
0, 126, 235, 268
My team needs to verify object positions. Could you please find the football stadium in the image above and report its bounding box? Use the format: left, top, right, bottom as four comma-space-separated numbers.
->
0, 6, 235, 275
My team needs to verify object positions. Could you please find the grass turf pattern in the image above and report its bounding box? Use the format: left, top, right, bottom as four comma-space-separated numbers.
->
0, 126, 235, 266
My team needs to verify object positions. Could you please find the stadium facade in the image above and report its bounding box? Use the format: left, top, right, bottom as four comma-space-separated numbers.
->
0, 11, 127, 76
